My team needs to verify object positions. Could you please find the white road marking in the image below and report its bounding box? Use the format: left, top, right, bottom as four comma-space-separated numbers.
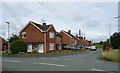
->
3, 60, 21, 62
39, 58, 47, 59
91, 68, 105, 71
34, 62, 66, 67
96, 61, 102, 63
51, 58, 58, 60
80, 60, 88, 61
64, 59, 72, 60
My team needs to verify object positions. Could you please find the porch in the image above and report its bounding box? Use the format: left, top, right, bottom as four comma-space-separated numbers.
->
27, 43, 44, 53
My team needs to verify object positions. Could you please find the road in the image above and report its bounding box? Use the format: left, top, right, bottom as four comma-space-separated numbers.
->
2, 49, 119, 72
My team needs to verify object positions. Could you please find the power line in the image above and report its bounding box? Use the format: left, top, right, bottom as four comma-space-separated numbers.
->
35, 0, 71, 30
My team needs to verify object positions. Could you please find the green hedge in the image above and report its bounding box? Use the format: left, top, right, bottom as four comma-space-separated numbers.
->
10, 40, 27, 54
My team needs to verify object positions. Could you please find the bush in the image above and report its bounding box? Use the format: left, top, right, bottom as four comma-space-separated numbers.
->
82, 48, 86, 51
103, 43, 110, 51
32, 49, 37, 53
10, 40, 27, 54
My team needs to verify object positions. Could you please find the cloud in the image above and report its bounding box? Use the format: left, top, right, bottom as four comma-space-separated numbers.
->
1, 2, 118, 42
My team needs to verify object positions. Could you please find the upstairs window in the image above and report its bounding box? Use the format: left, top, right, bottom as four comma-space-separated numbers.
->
49, 32, 54, 38
22, 32, 26, 38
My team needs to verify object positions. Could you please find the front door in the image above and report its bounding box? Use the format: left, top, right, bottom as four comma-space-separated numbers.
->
27, 44, 32, 52
38, 43, 44, 53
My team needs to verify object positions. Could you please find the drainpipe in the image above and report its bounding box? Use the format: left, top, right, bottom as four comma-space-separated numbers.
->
70, 37, 71, 48
44, 32, 47, 53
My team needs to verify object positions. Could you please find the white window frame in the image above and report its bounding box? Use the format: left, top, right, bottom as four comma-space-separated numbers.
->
22, 32, 26, 38
49, 32, 54, 38
49, 43, 54, 50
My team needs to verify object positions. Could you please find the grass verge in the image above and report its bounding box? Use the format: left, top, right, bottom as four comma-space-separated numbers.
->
2, 50, 82, 55
100, 49, 120, 63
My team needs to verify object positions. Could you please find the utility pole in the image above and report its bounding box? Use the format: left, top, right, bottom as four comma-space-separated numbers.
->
6, 21, 10, 54
109, 16, 120, 47
109, 18, 112, 45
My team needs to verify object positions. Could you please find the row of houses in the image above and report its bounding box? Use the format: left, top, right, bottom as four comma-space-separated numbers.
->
19, 21, 93, 53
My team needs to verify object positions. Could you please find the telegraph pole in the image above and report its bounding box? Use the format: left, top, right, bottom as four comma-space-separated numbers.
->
109, 16, 120, 47
6, 21, 10, 54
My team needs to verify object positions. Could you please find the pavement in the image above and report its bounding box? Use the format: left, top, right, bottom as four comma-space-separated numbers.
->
1, 49, 119, 73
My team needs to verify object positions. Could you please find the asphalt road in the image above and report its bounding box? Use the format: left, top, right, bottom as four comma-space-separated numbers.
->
2, 49, 119, 72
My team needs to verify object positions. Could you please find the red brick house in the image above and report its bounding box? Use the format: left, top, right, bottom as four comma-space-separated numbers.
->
20, 21, 57, 53
76, 35, 93, 48
60, 30, 77, 49
76, 36, 83, 48
0, 37, 5, 51
56, 32, 62, 51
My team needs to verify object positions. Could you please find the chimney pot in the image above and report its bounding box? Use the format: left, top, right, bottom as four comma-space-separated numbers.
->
68, 30, 71, 34
43, 23, 46, 25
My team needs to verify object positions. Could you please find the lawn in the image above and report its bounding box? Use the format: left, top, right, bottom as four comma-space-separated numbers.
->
2, 49, 81, 55
95, 44, 103, 49
100, 49, 120, 63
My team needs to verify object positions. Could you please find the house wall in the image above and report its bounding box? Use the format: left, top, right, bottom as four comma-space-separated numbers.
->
0, 37, 5, 51
56, 36, 62, 50
82, 40, 87, 46
20, 23, 44, 43
60, 31, 76, 48
46, 26, 56, 53
60, 32, 71, 44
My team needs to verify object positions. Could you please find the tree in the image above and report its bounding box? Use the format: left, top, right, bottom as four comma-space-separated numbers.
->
10, 40, 27, 54
99, 41, 103, 45
110, 32, 120, 49
9, 34, 19, 43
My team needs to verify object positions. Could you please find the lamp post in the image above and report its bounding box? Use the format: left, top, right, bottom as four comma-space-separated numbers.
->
109, 16, 120, 47
6, 21, 10, 54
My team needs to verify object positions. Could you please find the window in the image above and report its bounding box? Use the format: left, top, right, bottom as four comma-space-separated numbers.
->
22, 32, 26, 38
74, 40, 77, 45
49, 43, 54, 50
49, 32, 54, 38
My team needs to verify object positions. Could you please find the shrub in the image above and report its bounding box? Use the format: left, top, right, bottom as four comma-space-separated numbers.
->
10, 40, 27, 54
32, 49, 37, 53
103, 43, 110, 51
82, 48, 86, 51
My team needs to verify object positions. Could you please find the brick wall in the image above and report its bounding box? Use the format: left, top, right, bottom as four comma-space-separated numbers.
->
20, 23, 44, 43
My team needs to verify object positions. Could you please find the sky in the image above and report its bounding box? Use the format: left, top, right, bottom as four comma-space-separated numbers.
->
0, 0, 119, 43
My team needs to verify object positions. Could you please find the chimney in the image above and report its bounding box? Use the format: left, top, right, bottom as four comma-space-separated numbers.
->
42, 18, 46, 25
76, 35, 78, 37
84, 37, 86, 40
43, 23, 46, 25
68, 30, 71, 34
79, 29, 81, 37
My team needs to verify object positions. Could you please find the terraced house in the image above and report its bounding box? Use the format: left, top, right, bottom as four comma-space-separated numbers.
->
20, 21, 61, 53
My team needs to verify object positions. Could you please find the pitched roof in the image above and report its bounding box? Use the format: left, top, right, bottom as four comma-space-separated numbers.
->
19, 21, 53, 33
56, 32, 62, 37
31, 21, 52, 32
61, 30, 78, 39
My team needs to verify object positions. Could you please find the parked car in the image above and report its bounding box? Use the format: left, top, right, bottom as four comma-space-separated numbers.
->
90, 46, 97, 51
85, 46, 90, 49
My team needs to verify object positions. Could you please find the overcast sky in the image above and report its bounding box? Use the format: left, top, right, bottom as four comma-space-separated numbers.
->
0, 1, 119, 43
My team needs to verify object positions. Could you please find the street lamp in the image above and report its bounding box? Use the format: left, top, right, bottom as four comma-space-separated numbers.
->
6, 21, 10, 54
109, 16, 120, 46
